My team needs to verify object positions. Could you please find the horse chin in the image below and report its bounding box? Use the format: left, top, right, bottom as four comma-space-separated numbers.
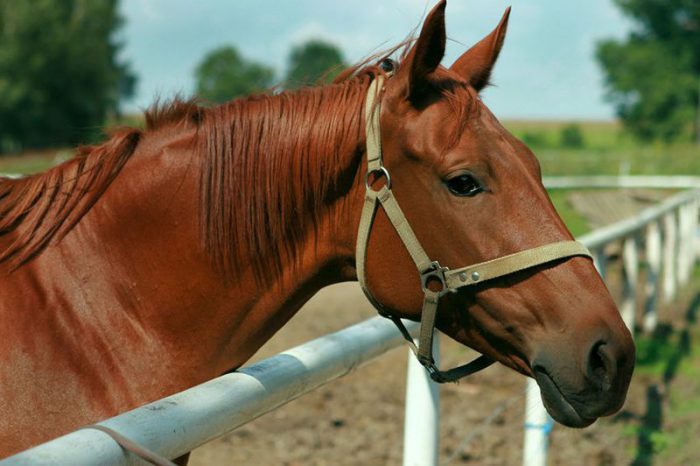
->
533, 369, 597, 428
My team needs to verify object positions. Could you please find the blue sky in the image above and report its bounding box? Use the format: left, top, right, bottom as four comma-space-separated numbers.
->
118, 0, 632, 120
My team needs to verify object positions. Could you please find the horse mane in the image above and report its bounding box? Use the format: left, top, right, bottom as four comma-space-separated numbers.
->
0, 70, 379, 274
197, 72, 375, 281
0, 44, 476, 278
0, 130, 141, 268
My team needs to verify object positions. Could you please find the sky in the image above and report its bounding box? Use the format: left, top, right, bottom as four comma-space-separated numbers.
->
118, 0, 633, 120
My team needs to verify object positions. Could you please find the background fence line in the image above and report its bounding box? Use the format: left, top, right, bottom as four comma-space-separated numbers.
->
1, 175, 698, 466
519, 178, 700, 466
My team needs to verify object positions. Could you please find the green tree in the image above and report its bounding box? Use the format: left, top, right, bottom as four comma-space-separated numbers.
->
285, 40, 345, 89
560, 123, 585, 148
194, 46, 274, 103
596, 0, 700, 142
520, 131, 548, 148
0, 0, 136, 152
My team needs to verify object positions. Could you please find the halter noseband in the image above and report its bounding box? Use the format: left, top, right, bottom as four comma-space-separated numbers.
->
356, 74, 593, 383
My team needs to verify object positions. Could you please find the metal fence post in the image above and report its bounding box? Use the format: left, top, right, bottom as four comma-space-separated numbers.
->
678, 203, 698, 285
662, 211, 678, 302
621, 236, 639, 331
644, 221, 662, 333
522, 379, 551, 466
677, 204, 691, 286
403, 334, 440, 466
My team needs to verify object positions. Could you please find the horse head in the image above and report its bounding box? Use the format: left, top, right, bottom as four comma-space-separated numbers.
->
359, 1, 634, 428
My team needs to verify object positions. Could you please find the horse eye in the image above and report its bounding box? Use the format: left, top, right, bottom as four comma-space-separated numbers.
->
446, 174, 482, 197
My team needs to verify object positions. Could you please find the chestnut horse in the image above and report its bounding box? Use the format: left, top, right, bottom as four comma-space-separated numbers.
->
0, 2, 634, 462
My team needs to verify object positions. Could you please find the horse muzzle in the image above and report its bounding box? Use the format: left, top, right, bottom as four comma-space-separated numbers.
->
531, 327, 635, 428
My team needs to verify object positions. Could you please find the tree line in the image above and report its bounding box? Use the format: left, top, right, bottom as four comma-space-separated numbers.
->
194, 40, 345, 104
0, 0, 698, 153
0, 1, 344, 153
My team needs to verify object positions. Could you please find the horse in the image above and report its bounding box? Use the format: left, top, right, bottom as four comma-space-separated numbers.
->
0, 1, 634, 463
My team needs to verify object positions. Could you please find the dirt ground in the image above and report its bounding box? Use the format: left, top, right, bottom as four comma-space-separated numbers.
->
186, 268, 700, 466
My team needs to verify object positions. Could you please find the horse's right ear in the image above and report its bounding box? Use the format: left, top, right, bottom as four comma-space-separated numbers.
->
396, 0, 447, 103
450, 7, 510, 92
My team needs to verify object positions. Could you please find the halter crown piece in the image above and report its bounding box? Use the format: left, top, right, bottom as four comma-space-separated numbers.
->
356, 73, 593, 383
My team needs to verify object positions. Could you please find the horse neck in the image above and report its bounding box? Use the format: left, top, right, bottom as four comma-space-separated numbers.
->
190, 83, 370, 370
56, 85, 368, 384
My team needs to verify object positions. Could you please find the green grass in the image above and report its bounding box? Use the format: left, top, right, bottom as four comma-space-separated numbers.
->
670, 392, 700, 414
547, 189, 591, 236
634, 330, 687, 377
503, 120, 700, 177
0, 113, 145, 175
537, 145, 700, 177
0, 149, 68, 174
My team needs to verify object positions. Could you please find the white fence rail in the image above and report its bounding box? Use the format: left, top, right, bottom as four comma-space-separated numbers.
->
1, 175, 699, 466
542, 175, 700, 190
2, 317, 418, 465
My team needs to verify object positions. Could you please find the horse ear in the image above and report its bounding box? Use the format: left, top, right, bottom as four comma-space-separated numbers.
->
450, 7, 510, 91
400, 0, 447, 101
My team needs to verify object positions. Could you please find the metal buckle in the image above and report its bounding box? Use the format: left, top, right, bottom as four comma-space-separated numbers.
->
420, 261, 451, 297
425, 363, 447, 383
365, 166, 392, 191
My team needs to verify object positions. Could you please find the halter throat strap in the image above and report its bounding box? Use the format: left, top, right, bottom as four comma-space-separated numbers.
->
355, 74, 593, 383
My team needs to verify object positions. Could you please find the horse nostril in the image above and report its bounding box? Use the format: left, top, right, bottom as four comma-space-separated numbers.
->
587, 341, 615, 392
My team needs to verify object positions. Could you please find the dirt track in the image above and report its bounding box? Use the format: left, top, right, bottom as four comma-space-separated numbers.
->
184, 276, 700, 466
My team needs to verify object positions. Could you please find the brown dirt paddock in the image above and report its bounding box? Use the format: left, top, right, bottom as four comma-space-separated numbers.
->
187, 270, 700, 466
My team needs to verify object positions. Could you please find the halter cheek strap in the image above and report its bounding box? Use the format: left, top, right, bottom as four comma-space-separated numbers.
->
356, 74, 593, 383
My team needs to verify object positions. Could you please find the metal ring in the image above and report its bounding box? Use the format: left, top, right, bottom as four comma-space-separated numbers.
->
420, 261, 449, 296
365, 166, 392, 191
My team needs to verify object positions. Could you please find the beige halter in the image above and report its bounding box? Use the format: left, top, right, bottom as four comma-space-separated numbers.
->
356, 74, 592, 383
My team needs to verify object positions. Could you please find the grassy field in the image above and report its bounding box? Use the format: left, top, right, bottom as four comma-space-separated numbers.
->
504, 119, 700, 177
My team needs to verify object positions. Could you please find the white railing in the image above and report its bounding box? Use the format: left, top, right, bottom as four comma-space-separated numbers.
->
543, 175, 700, 190
1, 175, 699, 466
1, 317, 419, 465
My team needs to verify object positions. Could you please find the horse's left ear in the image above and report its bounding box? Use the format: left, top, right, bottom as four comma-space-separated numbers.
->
450, 7, 510, 91
399, 0, 447, 102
